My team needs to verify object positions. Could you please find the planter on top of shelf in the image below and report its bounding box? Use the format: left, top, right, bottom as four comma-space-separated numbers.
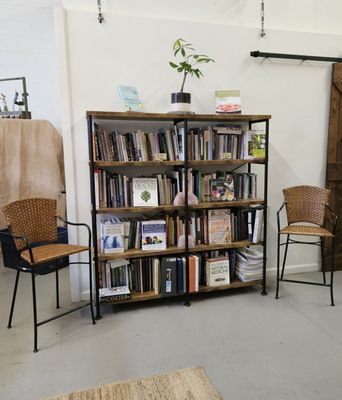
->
171, 92, 191, 113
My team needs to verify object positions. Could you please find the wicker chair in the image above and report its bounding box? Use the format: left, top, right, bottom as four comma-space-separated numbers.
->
1, 198, 96, 352
276, 185, 337, 306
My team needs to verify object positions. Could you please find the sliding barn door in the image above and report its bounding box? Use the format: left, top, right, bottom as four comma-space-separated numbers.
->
326, 62, 342, 270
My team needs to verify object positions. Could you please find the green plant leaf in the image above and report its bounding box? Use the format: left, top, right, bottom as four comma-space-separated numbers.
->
169, 62, 178, 68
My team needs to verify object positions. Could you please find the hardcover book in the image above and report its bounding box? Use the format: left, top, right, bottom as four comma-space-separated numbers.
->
102, 221, 125, 253
132, 177, 158, 206
210, 175, 235, 201
206, 257, 230, 286
117, 85, 144, 112
160, 257, 178, 297
141, 220, 167, 250
208, 209, 232, 244
215, 90, 241, 114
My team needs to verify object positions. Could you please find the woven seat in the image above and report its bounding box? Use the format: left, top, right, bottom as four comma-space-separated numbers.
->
21, 243, 89, 265
1, 198, 96, 352
279, 225, 333, 237
276, 186, 337, 306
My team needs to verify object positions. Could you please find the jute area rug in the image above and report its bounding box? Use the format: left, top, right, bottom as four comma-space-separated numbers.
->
45, 367, 222, 400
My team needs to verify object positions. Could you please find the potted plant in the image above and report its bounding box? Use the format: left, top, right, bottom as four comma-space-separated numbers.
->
169, 38, 215, 113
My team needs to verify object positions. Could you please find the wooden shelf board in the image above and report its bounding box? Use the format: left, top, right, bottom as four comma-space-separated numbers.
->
96, 205, 184, 213
189, 199, 264, 209
99, 279, 260, 305
87, 111, 271, 123
96, 199, 264, 213
188, 158, 265, 166
93, 160, 184, 167
97, 241, 260, 261
198, 279, 261, 293
92, 159, 265, 167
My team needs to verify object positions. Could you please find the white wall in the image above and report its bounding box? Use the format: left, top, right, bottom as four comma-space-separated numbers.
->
56, 3, 342, 298
0, 0, 61, 129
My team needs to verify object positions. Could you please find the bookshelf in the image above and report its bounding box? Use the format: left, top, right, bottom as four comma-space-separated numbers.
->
87, 111, 271, 318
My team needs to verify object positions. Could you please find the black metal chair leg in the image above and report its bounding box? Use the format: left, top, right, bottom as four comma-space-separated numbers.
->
320, 237, 326, 285
55, 267, 60, 309
31, 271, 39, 352
276, 233, 280, 299
330, 238, 335, 307
280, 235, 290, 280
8, 269, 21, 329
88, 250, 96, 325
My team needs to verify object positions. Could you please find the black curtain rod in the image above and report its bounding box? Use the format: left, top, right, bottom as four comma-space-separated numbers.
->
250, 51, 342, 63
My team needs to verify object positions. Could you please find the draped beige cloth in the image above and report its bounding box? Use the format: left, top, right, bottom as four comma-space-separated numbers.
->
0, 119, 66, 229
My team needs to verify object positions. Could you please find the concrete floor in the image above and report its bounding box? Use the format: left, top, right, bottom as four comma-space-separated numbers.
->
0, 265, 342, 400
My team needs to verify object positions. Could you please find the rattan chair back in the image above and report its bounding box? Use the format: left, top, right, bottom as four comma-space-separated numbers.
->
2, 198, 58, 250
283, 185, 330, 226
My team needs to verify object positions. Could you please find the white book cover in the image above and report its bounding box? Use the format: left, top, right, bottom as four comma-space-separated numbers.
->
102, 222, 125, 253
132, 177, 158, 206
206, 257, 230, 286
141, 220, 166, 251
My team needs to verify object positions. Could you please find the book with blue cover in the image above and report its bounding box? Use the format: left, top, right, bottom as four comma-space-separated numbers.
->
141, 220, 166, 251
117, 85, 144, 112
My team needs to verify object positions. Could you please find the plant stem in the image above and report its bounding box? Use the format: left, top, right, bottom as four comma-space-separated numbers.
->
180, 72, 188, 93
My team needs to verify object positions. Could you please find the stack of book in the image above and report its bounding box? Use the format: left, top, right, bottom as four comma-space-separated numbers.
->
235, 246, 263, 282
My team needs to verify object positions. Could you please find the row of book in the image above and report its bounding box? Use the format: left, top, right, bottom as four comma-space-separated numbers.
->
98, 247, 264, 300
93, 123, 184, 162
93, 124, 265, 162
99, 207, 264, 254
187, 126, 265, 160
95, 170, 258, 208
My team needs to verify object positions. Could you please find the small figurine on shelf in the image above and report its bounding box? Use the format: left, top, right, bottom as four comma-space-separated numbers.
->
0, 93, 9, 112
14, 91, 25, 111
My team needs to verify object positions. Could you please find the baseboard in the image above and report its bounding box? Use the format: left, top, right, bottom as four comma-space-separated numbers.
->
267, 263, 320, 277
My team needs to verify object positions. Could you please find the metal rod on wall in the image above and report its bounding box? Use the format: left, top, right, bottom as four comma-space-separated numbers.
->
250, 51, 342, 63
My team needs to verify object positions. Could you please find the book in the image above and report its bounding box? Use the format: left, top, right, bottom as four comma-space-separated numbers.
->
99, 286, 131, 302
252, 207, 264, 243
102, 221, 125, 253
251, 131, 266, 158
132, 177, 158, 206
206, 257, 230, 286
208, 209, 232, 244
243, 130, 266, 159
215, 90, 241, 114
160, 257, 178, 297
210, 175, 235, 201
117, 85, 144, 112
141, 220, 167, 250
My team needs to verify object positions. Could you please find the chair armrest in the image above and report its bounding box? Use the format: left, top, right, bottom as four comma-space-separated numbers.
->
56, 216, 92, 248
324, 204, 338, 235
0, 231, 35, 263
277, 202, 286, 232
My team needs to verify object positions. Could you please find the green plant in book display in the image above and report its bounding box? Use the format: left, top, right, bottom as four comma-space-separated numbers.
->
169, 38, 215, 93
